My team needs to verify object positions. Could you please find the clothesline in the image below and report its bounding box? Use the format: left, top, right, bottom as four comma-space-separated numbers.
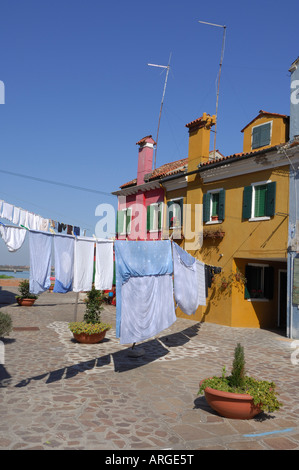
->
0, 198, 86, 237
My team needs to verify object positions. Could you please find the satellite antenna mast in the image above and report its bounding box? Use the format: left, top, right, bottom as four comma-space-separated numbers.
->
198, 20, 226, 159
148, 52, 172, 169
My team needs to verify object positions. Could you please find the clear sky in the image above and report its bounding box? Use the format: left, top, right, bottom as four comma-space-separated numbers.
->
0, 0, 298, 265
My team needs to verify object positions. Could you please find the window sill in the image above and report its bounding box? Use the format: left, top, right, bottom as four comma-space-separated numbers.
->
205, 220, 223, 225
248, 216, 270, 222
247, 298, 269, 302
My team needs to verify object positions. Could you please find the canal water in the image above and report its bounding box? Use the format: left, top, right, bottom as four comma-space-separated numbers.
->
0, 271, 29, 279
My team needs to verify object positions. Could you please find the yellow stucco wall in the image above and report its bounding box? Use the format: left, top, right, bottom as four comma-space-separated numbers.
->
242, 115, 289, 154
172, 165, 290, 328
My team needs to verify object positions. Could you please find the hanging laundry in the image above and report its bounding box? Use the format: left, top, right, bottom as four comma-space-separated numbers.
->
73, 237, 95, 292
114, 240, 175, 344
0, 202, 14, 221
172, 243, 206, 315
53, 234, 75, 293
12, 207, 20, 225
58, 223, 66, 233
39, 218, 49, 232
0, 225, 27, 252
67, 224, 73, 235
29, 230, 52, 295
18, 209, 28, 228
94, 239, 114, 290
73, 226, 80, 236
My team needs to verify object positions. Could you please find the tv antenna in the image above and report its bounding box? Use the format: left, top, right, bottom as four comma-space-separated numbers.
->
198, 20, 227, 159
148, 52, 172, 169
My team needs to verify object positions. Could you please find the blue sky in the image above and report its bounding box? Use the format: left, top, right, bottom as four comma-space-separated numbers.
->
0, 0, 298, 265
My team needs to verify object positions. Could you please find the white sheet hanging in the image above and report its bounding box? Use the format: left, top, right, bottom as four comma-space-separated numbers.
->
0, 202, 14, 221
172, 242, 206, 315
29, 230, 52, 295
53, 234, 74, 293
119, 274, 176, 345
94, 240, 114, 290
73, 237, 95, 292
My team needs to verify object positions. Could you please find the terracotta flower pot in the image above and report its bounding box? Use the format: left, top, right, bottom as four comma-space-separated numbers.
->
17, 298, 36, 307
200, 381, 262, 419
73, 329, 108, 344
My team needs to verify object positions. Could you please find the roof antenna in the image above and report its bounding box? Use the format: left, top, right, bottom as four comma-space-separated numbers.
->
148, 52, 172, 170
198, 21, 227, 160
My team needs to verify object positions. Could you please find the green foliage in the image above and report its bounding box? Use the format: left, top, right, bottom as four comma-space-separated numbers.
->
84, 286, 104, 324
0, 312, 13, 337
230, 343, 246, 388
16, 280, 38, 300
69, 286, 112, 335
68, 321, 111, 335
198, 343, 282, 413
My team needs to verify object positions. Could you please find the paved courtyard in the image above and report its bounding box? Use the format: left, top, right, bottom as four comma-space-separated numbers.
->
0, 285, 299, 451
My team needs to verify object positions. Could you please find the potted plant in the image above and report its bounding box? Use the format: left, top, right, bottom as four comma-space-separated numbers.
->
198, 343, 282, 419
69, 286, 112, 344
16, 280, 38, 306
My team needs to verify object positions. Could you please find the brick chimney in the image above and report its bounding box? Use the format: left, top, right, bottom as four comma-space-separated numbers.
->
185, 113, 216, 172
136, 135, 156, 185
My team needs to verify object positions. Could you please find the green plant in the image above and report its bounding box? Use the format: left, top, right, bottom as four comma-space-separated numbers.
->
198, 343, 282, 413
0, 312, 13, 337
68, 286, 111, 336
16, 280, 38, 300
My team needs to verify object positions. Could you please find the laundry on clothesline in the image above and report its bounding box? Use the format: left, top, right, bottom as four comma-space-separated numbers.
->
94, 239, 114, 291
0, 224, 27, 252
29, 230, 52, 295
73, 237, 96, 293
53, 234, 75, 293
114, 240, 176, 344
0, 198, 84, 236
172, 242, 206, 315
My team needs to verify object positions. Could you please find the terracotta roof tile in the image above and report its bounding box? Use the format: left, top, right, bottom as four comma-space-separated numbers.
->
120, 158, 187, 189
241, 110, 289, 132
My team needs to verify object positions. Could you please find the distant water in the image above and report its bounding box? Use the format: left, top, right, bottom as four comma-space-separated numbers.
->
0, 270, 29, 279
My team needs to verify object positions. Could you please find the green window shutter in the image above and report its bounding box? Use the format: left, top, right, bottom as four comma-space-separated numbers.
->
264, 266, 274, 299
147, 205, 151, 231
167, 201, 172, 228
242, 186, 252, 219
179, 198, 183, 227
254, 184, 267, 217
260, 123, 271, 147
116, 210, 125, 234
218, 189, 225, 220
203, 193, 211, 223
126, 209, 131, 233
265, 181, 276, 217
252, 127, 261, 149
158, 203, 162, 230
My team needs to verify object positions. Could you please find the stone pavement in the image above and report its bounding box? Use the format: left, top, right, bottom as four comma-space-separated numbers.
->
0, 285, 299, 451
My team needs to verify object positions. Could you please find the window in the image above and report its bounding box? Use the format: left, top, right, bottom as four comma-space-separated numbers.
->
147, 203, 162, 232
242, 181, 276, 220
203, 189, 225, 223
167, 198, 183, 229
116, 208, 132, 235
244, 264, 274, 300
252, 122, 272, 150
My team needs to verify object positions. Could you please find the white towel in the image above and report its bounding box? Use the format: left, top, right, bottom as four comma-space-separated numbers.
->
1, 202, 14, 221
12, 207, 20, 225
29, 230, 52, 295
0, 225, 27, 252
94, 240, 114, 290
73, 237, 95, 292
18, 209, 28, 227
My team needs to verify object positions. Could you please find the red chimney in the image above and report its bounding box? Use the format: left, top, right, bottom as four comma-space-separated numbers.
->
136, 135, 156, 185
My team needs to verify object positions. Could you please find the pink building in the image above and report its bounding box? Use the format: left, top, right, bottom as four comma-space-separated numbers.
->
112, 135, 187, 240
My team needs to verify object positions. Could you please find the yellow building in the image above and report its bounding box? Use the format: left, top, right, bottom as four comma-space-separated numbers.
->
161, 110, 296, 335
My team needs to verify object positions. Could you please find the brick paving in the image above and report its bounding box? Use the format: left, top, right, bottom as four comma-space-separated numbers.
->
0, 284, 299, 451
